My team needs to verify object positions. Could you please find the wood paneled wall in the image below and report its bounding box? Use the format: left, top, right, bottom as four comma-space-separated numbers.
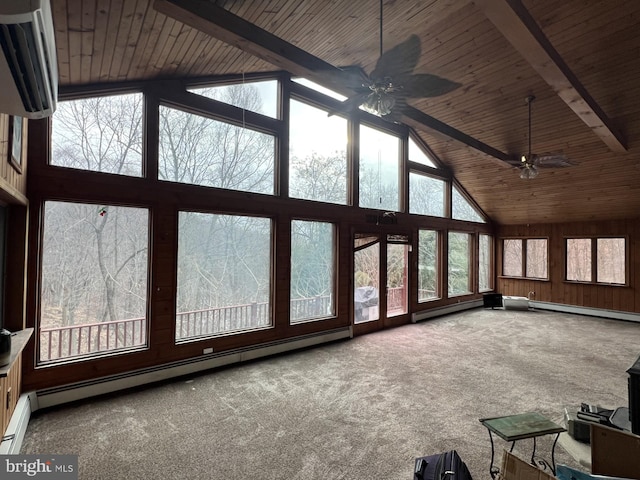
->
497, 220, 640, 313
1, 114, 29, 334
0, 114, 28, 205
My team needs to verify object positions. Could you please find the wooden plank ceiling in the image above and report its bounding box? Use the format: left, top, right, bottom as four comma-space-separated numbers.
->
50, 0, 640, 225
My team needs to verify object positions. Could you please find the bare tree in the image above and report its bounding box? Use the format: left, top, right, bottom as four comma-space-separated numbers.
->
52, 93, 143, 175
289, 150, 347, 204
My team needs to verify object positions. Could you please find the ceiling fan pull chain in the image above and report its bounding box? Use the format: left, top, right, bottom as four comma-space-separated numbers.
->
528, 95, 533, 159
379, 0, 383, 57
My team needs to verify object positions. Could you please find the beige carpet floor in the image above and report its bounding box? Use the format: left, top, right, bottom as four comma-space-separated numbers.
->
21, 308, 640, 479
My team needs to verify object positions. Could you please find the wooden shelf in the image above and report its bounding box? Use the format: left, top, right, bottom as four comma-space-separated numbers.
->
0, 328, 33, 377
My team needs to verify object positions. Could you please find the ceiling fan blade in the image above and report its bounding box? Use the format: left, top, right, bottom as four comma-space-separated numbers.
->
531, 154, 576, 168
370, 34, 421, 81
332, 65, 371, 90
503, 156, 525, 168
327, 91, 371, 116
395, 73, 461, 98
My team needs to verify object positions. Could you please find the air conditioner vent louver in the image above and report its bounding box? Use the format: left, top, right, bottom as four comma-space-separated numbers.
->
0, 0, 58, 119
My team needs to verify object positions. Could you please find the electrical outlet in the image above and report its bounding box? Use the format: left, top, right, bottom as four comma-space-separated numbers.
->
203, 347, 213, 355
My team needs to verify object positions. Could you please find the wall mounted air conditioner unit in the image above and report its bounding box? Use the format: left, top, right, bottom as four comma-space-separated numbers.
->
0, 0, 58, 119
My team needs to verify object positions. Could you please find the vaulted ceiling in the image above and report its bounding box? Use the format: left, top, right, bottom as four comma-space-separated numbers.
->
51, 0, 640, 225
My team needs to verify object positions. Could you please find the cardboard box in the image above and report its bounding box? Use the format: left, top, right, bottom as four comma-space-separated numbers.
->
501, 450, 556, 480
590, 423, 640, 480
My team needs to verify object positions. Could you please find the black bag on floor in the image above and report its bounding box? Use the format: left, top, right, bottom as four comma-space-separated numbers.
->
413, 450, 473, 480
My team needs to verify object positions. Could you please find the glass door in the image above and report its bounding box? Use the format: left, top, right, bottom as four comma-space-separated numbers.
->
354, 234, 380, 325
353, 233, 410, 334
386, 234, 409, 318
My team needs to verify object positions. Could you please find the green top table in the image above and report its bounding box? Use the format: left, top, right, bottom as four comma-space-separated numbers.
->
480, 412, 566, 441
479, 412, 566, 478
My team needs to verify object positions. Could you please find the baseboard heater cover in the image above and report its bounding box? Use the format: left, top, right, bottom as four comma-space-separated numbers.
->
35, 326, 352, 410
530, 301, 640, 323
0, 392, 35, 454
411, 299, 483, 323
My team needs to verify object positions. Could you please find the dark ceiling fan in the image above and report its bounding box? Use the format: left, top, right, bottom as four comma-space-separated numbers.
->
506, 95, 576, 179
330, 0, 461, 118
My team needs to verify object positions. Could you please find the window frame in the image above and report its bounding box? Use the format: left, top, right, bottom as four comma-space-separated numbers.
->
478, 233, 494, 293
175, 210, 275, 343
408, 170, 447, 218
37, 199, 152, 365
289, 218, 338, 325
500, 237, 549, 280
157, 102, 278, 195
564, 236, 628, 286
447, 231, 473, 298
417, 228, 441, 303
50, 91, 145, 177
288, 96, 349, 205
357, 120, 404, 212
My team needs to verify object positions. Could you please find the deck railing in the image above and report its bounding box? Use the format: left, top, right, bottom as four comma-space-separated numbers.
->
40, 295, 334, 362
175, 301, 271, 339
39, 291, 421, 361
40, 317, 146, 362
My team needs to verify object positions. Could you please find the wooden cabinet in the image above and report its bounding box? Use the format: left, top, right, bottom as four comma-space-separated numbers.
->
0, 357, 21, 435
0, 329, 32, 440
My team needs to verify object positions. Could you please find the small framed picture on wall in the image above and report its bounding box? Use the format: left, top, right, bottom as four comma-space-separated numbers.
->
8, 115, 23, 174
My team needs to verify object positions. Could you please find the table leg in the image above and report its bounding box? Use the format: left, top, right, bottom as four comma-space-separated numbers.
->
530, 432, 561, 474
487, 429, 499, 480
531, 436, 537, 466
550, 432, 560, 474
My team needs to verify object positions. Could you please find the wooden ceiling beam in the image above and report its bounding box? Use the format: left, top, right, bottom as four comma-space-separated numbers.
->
473, 0, 627, 153
153, 0, 512, 162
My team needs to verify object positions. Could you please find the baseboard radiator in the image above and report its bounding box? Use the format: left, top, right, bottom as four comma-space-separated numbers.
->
530, 301, 640, 323
0, 392, 35, 454
32, 326, 352, 411
411, 299, 483, 323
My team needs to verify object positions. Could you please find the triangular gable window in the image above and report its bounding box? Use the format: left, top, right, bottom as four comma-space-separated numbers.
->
452, 185, 485, 223
409, 136, 436, 168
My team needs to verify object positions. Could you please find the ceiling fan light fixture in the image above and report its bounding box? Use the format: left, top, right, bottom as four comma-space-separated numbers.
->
362, 90, 396, 116
519, 164, 538, 180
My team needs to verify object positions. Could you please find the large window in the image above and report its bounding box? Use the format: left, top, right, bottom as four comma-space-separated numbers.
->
526, 239, 548, 278
479, 234, 493, 292
409, 172, 445, 217
289, 99, 348, 204
39, 201, 149, 363
290, 220, 336, 324
189, 80, 279, 119
502, 238, 548, 279
158, 105, 275, 194
452, 185, 485, 223
176, 212, 272, 340
566, 238, 591, 281
409, 136, 436, 168
448, 232, 472, 296
597, 238, 626, 284
359, 124, 401, 211
418, 229, 439, 302
566, 237, 626, 284
51, 93, 143, 176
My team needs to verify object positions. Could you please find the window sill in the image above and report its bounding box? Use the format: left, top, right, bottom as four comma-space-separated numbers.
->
563, 280, 628, 288
498, 276, 550, 282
